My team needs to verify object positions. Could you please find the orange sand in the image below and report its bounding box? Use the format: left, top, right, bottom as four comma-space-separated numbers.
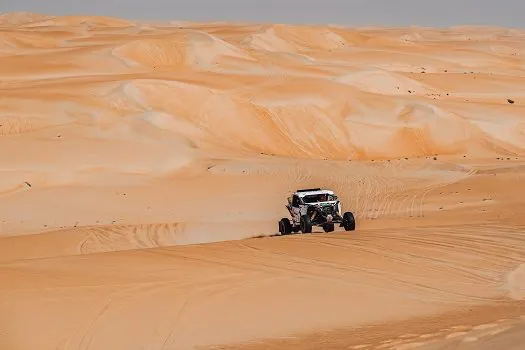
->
0, 12, 524, 350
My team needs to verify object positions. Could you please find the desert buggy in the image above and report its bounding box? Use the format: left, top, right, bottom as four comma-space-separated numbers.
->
278, 188, 356, 235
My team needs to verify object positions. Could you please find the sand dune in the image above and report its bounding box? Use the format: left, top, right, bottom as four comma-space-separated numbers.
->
0, 12, 524, 350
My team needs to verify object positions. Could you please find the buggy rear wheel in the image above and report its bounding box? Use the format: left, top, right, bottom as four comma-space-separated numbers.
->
323, 222, 335, 232
279, 218, 293, 235
342, 212, 355, 231
300, 215, 312, 233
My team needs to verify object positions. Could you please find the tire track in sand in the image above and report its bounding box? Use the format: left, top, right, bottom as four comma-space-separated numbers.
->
78, 222, 185, 254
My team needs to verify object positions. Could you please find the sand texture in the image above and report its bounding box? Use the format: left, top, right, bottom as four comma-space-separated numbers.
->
1, 12, 525, 350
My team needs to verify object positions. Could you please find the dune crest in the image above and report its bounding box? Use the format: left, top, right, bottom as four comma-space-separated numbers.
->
113, 31, 254, 69
0, 11, 54, 26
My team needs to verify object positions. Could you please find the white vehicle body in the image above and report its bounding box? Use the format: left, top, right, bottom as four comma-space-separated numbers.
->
287, 189, 342, 226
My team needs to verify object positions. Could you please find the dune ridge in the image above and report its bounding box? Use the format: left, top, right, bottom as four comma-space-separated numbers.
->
0, 12, 524, 350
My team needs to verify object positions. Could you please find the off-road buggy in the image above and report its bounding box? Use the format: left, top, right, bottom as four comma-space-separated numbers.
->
278, 188, 356, 235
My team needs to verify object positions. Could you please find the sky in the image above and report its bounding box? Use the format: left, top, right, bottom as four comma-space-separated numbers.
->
1, 0, 524, 28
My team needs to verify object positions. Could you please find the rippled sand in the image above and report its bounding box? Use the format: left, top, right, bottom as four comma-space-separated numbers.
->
0, 12, 524, 350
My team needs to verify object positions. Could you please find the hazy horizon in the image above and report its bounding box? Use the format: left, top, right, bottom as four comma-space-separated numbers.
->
1, 0, 524, 28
